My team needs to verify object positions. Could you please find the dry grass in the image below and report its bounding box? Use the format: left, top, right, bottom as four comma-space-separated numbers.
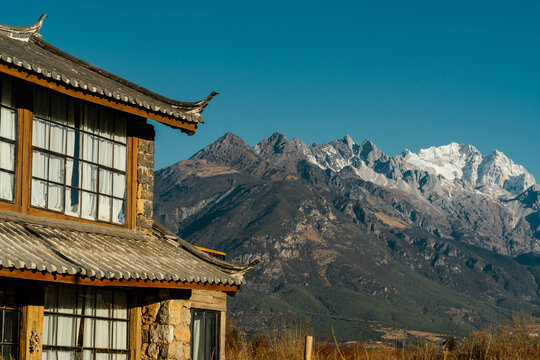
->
226, 315, 540, 360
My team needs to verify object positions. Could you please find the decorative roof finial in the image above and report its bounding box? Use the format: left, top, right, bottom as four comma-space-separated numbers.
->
0, 14, 48, 41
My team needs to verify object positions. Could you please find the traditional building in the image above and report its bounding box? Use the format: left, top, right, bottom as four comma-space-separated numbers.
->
0, 15, 255, 360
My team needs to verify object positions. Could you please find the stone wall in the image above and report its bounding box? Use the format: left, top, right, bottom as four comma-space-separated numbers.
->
136, 138, 155, 234
141, 290, 192, 360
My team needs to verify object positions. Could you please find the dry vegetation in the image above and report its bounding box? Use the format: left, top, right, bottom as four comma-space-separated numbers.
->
226, 315, 540, 360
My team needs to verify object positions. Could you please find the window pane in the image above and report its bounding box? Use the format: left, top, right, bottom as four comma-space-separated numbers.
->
32, 117, 49, 149
96, 352, 110, 360
65, 188, 80, 217
205, 313, 217, 360
3, 310, 17, 342
48, 155, 65, 183
113, 290, 128, 319
81, 163, 97, 191
34, 87, 50, 119
99, 138, 113, 167
82, 105, 99, 133
100, 110, 114, 139
67, 98, 76, 127
113, 144, 126, 171
114, 116, 126, 144
1, 76, 13, 107
192, 311, 204, 360
112, 173, 125, 199
78, 287, 95, 316
81, 192, 97, 220
32, 150, 47, 179
57, 316, 79, 347
0, 171, 14, 201
51, 93, 67, 124
112, 199, 125, 225
58, 286, 76, 314
98, 195, 111, 222
0, 141, 14, 171
31, 179, 47, 207
82, 133, 98, 162
95, 289, 112, 318
0, 107, 16, 140
48, 183, 64, 211
95, 320, 110, 348
44, 286, 57, 312
112, 321, 127, 350
43, 315, 57, 346
66, 128, 81, 158
83, 318, 95, 348
99, 169, 112, 195
66, 159, 81, 188
50, 123, 66, 154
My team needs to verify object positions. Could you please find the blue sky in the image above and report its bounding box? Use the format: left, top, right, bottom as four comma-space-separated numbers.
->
3, 1, 539, 179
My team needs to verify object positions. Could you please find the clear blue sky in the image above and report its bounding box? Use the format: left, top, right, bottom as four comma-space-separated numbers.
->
3, 1, 539, 179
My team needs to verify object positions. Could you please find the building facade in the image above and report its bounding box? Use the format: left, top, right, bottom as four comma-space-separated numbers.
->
0, 15, 255, 360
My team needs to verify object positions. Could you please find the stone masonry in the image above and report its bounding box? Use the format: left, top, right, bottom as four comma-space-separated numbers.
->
141, 290, 192, 360
137, 138, 155, 234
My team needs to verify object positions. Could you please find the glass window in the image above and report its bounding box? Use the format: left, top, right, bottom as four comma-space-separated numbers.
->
191, 309, 220, 360
43, 285, 129, 360
0, 76, 17, 202
0, 285, 20, 360
31, 88, 127, 224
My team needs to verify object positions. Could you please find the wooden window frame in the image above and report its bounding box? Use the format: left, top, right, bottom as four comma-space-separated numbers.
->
0, 81, 138, 230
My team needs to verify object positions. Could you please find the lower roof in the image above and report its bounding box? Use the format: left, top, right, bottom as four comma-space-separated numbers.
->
0, 211, 256, 290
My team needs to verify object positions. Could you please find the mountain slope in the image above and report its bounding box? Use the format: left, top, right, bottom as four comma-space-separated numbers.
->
154, 133, 540, 339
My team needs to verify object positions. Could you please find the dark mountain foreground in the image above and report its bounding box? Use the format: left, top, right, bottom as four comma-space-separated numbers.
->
154, 133, 540, 340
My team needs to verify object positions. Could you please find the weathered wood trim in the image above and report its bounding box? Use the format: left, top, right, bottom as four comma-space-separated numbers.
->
0, 269, 240, 292
190, 290, 227, 312
126, 136, 138, 230
20, 109, 32, 213
129, 291, 142, 360
20, 302, 44, 360
0, 63, 198, 134
220, 311, 226, 360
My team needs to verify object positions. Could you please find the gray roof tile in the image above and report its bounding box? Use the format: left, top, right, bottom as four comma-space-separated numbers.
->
0, 211, 257, 287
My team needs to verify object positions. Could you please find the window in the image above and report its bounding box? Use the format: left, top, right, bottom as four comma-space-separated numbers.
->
43, 285, 129, 360
0, 76, 17, 202
0, 285, 19, 360
31, 88, 127, 224
191, 309, 220, 360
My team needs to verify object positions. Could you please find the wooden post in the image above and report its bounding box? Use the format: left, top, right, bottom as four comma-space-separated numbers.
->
20, 304, 44, 360
304, 335, 313, 360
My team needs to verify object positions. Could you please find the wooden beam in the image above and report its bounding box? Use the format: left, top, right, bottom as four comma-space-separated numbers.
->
0, 268, 240, 292
20, 303, 44, 360
129, 291, 142, 360
0, 63, 198, 134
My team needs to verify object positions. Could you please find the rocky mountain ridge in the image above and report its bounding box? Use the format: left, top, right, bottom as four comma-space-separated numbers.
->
154, 132, 540, 339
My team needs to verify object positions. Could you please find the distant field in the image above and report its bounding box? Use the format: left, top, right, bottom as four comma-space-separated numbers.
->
226, 316, 540, 360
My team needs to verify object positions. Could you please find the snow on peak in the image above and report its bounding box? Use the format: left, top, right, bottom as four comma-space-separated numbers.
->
477, 150, 536, 194
403, 143, 483, 183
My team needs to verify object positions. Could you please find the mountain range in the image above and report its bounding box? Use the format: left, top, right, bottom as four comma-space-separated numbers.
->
153, 133, 540, 340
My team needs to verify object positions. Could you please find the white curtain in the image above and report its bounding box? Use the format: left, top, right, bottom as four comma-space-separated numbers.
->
112, 173, 125, 199
0, 171, 13, 201
81, 191, 96, 220
113, 144, 126, 171
98, 196, 111, 221
99, 110, 114, 139
66, 128, 81, 158
0, 107, 16, 140
83, 105, 99, 133
42, 315, 57, 346
48, 155, 64, 183
99, 169, 112, 195
112, 199, 125, 224
95, 319, 109, 348
0, 141, 14, 171
81, 163, 97, 191
32, 150, 47, 179
31, 179, 47, 208
1, 76, 12, 106
112, 321, 127, 350
65, 189, 80, 217
82, 134, 98, 163
48, 184, 63, 211
192, 313, 203, 360
50, 123, 66, 154
114, 117, 126, 144
99, 138, 113, 167
32, 117, 49, 149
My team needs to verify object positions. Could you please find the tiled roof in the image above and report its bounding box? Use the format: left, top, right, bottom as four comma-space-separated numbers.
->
0, 15, 217, 125
0, 211, 256, 286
